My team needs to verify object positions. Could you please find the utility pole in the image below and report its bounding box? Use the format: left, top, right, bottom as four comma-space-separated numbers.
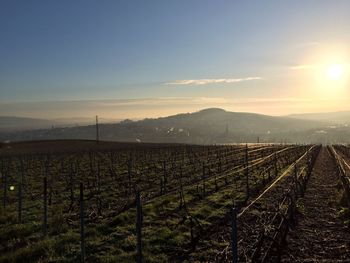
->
96, 115, 99, 143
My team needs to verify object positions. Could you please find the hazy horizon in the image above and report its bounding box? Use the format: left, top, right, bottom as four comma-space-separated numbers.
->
2, 97, 350, 120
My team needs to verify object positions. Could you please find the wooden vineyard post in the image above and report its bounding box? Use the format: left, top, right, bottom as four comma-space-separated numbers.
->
43, 177, 48, 236
261, 170, 266, 186
18, 182, 22, 223
96, 161, 102, 216
179, 190, 183, 209
136, 192, 143, 263
294, 163, 299, 197
79, 183, 86, 263
18, 158, 24, 223
202, 163, 206, 197
128, 159, 132, 194
231, 207, 238, 263
163, 161, 167, 190
3, 168, 7, 209
245, 144, 249, 198
179, 168, 187, 210
160, 178, 163, 195
190, 216, 194, 249
68, 163, 74, 212
307, 151, 312, 177
274, 153, 278, 177
44, 156, 52, 206
18, 158, 24, 224
0, 159, 3, 185
182, 147, 185, 163
220, 160, 227, 185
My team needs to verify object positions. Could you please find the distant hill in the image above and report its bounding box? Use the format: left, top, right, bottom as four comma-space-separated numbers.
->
0, 116, 54, 132
287, 111, 350, 124
147, 108, 327, 133
0, 108, 334, 144
0, 116, 122, 132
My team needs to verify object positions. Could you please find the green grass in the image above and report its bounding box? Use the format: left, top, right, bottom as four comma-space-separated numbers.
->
0, 144, 309, 262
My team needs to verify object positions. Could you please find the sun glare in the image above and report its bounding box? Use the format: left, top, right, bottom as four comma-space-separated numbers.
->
326, 64, 344, 80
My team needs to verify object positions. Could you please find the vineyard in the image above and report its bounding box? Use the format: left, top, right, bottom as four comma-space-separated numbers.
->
0, 140, 349, 262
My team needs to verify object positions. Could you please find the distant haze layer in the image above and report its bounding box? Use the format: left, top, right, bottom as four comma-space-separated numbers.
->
1, 97, 349, 120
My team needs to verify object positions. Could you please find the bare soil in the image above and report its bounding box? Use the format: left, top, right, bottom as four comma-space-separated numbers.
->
282, 147, 350, 262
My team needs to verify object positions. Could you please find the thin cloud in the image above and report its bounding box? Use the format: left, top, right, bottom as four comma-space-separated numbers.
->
165, 77, 262, 85
290, 64, 319, 70
295, 42, 320, 48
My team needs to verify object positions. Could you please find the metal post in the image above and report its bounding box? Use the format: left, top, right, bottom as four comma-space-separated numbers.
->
163, 161, 167, 188
80, 183, 86, 263
202, 163, 206, 197
1, 158, 4, 184
136, 192, 143, 263
18, 183, 22, 223
245, 144, 249, 197
231, 208, 238, 263
3, 168, 7, 209
160, 178, 163, 195
190, 216, 195, 249
19, 158, 24, 223
128, 159, 132, 194
294, 163, 298, 196
43, 177, 48, 236
274, 153, 278, 177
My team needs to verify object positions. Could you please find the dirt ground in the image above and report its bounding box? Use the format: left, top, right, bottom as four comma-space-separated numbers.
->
281, 147, 350, 262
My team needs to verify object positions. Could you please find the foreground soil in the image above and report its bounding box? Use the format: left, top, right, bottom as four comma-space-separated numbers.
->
282, 147, 350, 262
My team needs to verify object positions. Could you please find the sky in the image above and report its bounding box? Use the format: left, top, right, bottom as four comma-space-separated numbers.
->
1, 0, 350, 119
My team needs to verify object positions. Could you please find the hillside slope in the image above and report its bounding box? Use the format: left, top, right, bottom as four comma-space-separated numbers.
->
0, 116, 54, 131
0, 108, 332, 143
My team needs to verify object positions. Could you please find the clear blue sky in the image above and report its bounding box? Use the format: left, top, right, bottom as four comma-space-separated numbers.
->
1, 0, 349, 118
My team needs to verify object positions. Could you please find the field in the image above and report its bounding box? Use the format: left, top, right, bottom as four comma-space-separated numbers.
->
0, 140, 349, 262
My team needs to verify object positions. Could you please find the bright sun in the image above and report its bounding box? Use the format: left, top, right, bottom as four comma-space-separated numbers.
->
326, 64, 344, 80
